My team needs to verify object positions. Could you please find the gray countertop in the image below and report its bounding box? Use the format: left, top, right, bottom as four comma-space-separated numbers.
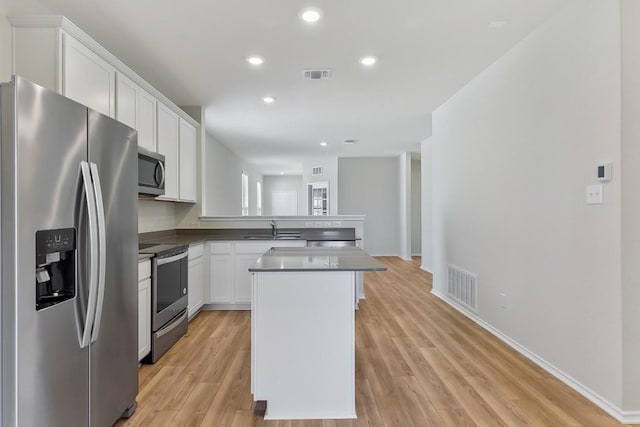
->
138, 228, 360, 247
138, 253, 153, 261
249, 247, 386, 272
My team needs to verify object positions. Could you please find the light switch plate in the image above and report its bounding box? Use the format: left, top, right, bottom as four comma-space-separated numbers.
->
586, 184, 603, 205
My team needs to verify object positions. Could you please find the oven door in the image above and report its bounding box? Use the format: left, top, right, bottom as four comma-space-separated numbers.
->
138, 147, 165, 196
152, 250, 188, 331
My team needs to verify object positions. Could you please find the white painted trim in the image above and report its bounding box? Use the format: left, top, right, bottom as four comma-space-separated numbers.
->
411, 252, 421, 257
200, 215, 365, 222
7, 15, 199, 128
202, 303, 250, 311
420, 266, 433, 274
368, 253, 400, 257
430, 289, 639, 424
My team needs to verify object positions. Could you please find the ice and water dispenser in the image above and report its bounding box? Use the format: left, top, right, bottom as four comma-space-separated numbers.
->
35, 228, 76, 310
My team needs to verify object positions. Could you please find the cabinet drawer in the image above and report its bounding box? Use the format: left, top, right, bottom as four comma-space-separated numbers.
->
210, 242, 233, 254
138, 259, 151, 280
189, 243, 204, 260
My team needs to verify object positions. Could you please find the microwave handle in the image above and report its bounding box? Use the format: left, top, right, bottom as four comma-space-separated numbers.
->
155, 160, 166, 188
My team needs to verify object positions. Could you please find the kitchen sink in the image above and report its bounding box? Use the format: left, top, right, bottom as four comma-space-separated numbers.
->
243, 234, 302, 240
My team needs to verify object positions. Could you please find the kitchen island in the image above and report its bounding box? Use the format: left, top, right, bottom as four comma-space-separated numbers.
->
249, 247, 386, 420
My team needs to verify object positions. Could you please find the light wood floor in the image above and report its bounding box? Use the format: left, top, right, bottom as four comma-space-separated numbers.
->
116, 257, 633, 427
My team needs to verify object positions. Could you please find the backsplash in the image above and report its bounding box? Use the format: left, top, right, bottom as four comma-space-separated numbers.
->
138, 200, 176, 233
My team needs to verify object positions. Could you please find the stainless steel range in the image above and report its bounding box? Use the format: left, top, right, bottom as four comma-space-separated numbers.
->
138, 243, 189, 363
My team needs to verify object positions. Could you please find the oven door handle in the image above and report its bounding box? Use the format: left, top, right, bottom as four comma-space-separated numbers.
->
157, 250, 188, 266
156, 311, 188, 338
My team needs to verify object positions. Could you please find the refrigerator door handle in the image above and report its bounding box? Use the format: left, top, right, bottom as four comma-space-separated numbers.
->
80, 161, 99, 349
90, 162, 107, 343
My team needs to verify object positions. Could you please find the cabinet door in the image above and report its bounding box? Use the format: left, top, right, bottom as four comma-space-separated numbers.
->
210, 254, 233, 303
137, 88, 156, 152
137, 277, 151, 361
62, 34, 115, 117
179, 119, 197, 202
234, 253, 260, 304
116, 73, 137, 129
156, 103, 179, 200
188, 257, 204, 318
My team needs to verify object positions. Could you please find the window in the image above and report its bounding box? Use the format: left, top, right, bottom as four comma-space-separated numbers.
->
256, 181, 263, 216
308, 182, 329, 216
241, 173, 249, 216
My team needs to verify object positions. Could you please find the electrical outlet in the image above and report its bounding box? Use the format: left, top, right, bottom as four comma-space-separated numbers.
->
586, 184, 603, 205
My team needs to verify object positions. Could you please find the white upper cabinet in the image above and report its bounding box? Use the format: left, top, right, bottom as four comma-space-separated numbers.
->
137, 88, 157, 152
179, 119, 197, 202
62, 34, 115, 118
157, 103, 179, 200
10, 16, 200, 203
115, 73, 137, 129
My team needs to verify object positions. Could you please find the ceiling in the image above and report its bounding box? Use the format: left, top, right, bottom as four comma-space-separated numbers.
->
1, 0, 567, 175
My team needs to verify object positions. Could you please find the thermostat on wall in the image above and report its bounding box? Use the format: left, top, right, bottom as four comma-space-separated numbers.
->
597, 162, 611, 182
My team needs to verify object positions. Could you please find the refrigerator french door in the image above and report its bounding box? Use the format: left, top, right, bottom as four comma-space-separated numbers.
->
0, 76, 138, 427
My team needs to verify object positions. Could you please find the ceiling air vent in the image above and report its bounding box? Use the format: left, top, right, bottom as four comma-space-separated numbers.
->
303, 69, 331, 80
343, 139, 358, 144
312, 166, 323, 176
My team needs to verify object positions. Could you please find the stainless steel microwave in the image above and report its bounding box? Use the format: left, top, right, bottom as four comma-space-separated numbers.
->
138, 147, 165, 196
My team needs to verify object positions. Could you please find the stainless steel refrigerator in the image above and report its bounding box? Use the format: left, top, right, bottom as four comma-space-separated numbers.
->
0, 76, 138, 426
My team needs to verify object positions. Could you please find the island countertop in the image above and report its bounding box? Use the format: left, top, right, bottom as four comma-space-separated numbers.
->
249, 247, 386, 272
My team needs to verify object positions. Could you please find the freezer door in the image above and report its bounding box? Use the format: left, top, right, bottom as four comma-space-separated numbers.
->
1, 77, 90, 427
87, 110, 138, 426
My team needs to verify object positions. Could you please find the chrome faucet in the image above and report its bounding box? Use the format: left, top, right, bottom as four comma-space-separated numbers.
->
270, 220, 277, 237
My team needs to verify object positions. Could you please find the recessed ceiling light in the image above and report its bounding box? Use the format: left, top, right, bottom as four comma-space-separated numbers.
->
488, 20, 508, 29
246, 56, 264, 66
280, 172, 285, 175
360, 56, 377, 66
299, 7, 322, 23
320, 141, 328, 146
262, 96, 275, 104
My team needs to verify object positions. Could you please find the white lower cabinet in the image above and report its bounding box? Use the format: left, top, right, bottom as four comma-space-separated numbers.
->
137, 259, 151, 362
233, 254, 259, 304
188, 243, 205, 319
208, 240, 305, 308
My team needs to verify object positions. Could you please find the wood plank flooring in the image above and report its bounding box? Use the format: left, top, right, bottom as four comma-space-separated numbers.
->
116, 257, 632, 427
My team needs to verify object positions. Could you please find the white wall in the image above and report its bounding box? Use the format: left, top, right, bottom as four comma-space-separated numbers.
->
421, 139, 434, 272
263, 175, 304, 216
430, 0, 623, 412
411, 158, 421, 256
1, 15, 12, 82
338, 157, 399, 256
203, 134, 262, 216
398, 153, 411, 260
302, 157, 338, 216
621, 0, 640, 411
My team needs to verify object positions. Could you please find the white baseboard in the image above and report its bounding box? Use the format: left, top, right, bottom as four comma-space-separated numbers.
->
369, 253, 400, 257
412, 252, 421, 257
430, 289, 639, 424
202, 303, 250, 311
420, 266, 433, 274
